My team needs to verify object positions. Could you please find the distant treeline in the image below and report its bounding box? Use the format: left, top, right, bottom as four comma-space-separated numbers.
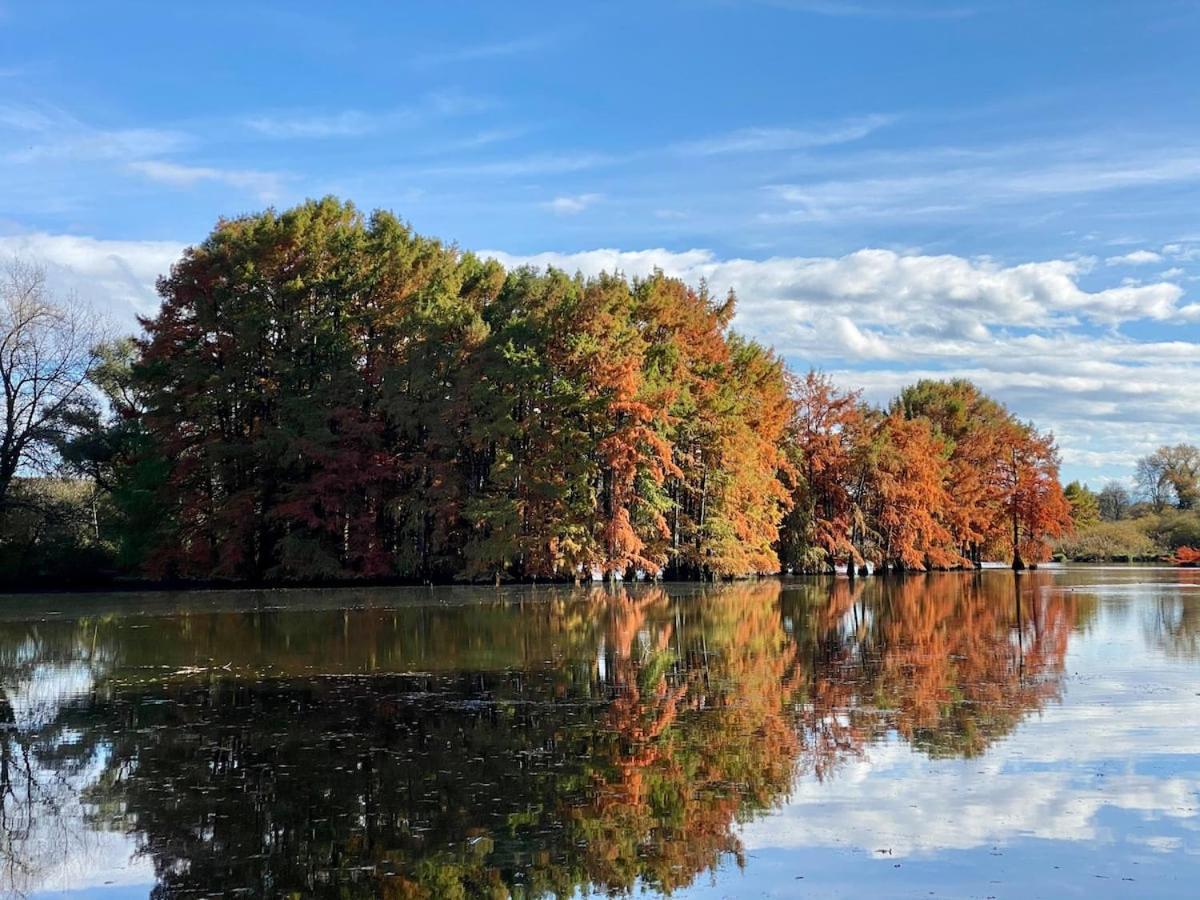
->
2, 198, 1076, 587
1053, 449, 1200, 563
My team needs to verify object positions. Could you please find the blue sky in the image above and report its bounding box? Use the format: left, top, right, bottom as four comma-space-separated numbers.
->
2, 0, 1199, 485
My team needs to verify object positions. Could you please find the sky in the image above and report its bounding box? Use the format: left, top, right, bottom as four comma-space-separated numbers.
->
2, 0, 1199, 486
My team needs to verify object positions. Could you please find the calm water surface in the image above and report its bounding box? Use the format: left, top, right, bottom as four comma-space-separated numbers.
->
1, 567, 1197, 898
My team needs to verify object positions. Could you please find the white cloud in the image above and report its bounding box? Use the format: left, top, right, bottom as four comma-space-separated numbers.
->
246, 109, 383, 139
482, 246, 1187, 327
0, 101, 187, 163
128, 160, 283, 201
761, 144, 1200, 224
675, 114, 895, 156
743, 595, 1200, 859
1106, 249, 1163, 266
0, 231, 184, 324
244, 91, 491, 140
483, 245, 1200, 481
542, 193, 603, 215
410, 34, 556, 67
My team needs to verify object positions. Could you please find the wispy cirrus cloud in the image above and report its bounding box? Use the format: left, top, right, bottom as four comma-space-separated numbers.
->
674, 113, 895, 156
760, 141, 1200, 224
128, 160, 284, 202
244, 90, 492, 139
747, 0, 978, 19
0, 101, 187, 163
409, 33, 559, 67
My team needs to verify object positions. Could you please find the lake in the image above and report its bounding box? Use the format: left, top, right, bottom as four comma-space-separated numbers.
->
1, 567, 1197, 898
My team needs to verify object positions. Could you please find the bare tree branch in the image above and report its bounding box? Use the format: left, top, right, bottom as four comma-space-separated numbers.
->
0, 259, 104, 518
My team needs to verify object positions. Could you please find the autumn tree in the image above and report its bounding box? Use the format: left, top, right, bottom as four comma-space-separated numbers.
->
864, 411, 958, 571
996, 423, 1073, 569
777, 371, 863, 573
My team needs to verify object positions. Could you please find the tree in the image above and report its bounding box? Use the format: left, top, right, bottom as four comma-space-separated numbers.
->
997, 424, 1073, 569
1097, 483, 1131, 521
896, 379, 1013, 566
866, 411, 957, 571
1063, 481, 1100, 529
0, 259, 101, 521
778, 370, 863, 573
1137, 444, 1200, 511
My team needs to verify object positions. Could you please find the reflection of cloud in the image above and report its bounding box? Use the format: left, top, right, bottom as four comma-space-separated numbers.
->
1, 637, 111, 731
0, 746, 153, 896
742, 741, 1198, 857
743, 592, 1200, 859
3, 660, 96, 731
0, 644, 150, 896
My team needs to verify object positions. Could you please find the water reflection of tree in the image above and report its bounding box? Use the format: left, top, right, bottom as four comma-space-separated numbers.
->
787, 572, 1089, 772
0, 575, 1094, 897
0, 625, 115, 897
14, 583, 798, 898
1143, 571, 1200, 659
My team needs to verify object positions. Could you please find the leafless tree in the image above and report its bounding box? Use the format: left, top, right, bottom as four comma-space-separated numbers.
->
0, 259, 102, 519
1136, 444, 1200, 512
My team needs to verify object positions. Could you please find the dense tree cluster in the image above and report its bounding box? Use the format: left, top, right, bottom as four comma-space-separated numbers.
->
778, 373, 1072, 575
118, 199, 790, 583
4, 199, 1081, 585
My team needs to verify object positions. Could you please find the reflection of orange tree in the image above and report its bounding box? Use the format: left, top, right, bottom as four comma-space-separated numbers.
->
571, 582, 802, 894
17, 582, 804, 898
792, 573, 1085, 768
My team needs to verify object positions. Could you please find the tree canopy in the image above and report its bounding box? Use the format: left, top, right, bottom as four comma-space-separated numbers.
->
4, 198, 1081, 585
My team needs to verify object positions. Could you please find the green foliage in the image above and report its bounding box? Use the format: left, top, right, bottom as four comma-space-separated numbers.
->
1053, 519, 1160, 562
1141, 508, 1200, 552
1064, 481, 1101, 528
1055, 509, 1200, 561
75, 199, 793, 585
0, 478, 116, 585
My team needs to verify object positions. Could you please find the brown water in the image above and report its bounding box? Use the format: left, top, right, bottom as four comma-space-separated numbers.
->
1, 567, 1197, 898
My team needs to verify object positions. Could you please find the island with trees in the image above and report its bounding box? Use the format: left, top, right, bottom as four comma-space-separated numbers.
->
7, 197, 1192, 589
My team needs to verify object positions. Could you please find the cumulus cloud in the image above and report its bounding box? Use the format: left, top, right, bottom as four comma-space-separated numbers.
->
1106, 249, 1163, 266
483, 245, 1200, 480
482, 246, 1187, 327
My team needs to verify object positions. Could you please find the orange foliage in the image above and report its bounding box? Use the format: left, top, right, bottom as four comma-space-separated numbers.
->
1170, 546, 1200, 566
